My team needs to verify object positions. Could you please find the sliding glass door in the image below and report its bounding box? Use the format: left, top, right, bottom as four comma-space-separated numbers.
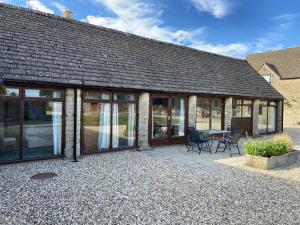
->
150, 94, 187, 145
259, 101, 277, 134
82, 91, 137, 153
0, 86, 64, 162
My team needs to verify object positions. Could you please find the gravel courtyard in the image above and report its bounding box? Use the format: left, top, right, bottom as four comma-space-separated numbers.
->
1, 149, 300, 225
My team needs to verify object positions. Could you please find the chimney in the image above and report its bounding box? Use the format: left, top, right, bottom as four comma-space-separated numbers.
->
63, 8, 73, 19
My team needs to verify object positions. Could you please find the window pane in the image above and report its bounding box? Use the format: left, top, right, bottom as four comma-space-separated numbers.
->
243, 100, 252, 105
171, 98, 185, 137
259, 106, 268, 134
269, 101, 277, 106
84, 91, 110, 100
25, 89, 61, 98
196, 97, 210, 129
242, 105, 252, 117
23, 101, 62, 159
0, 100, 21, 161
211, 99, 222, 130
112, 103, 136, 148
233, 105, 242, 118
152, 98, 168, 139
114, 94, 135, 101
0, 87, 19, 97
260, 100, 268, 105
268, 107, 276, 132
83, 102, 111, 152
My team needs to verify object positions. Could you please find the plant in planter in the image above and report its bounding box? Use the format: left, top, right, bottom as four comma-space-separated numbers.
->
244, 134, 299, 170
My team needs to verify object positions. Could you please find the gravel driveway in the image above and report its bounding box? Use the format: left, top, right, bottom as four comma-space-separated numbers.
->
1, 150, 300, 225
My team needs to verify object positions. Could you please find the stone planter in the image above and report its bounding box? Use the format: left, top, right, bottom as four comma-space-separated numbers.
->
245, 150, 300, 170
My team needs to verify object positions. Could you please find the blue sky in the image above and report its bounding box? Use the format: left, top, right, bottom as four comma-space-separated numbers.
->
2, 0, 300, 58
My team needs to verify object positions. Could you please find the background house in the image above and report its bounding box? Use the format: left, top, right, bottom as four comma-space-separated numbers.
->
247, 47, 300, 140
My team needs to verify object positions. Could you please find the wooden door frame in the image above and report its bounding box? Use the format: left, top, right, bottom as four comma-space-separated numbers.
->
148, 93, 188, 146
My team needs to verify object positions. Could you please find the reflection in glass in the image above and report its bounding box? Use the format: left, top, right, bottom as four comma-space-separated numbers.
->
171, 98, 185, 137
25, 89, 61, 98
211, 99, 222, 129
83, 103, 111, 152
268, 107, 276, 132
196, 97, 210, 129
84, 92, 110, 100
242, 105, 252, 117
23, 101, 62, 158
112, 103, 136, 148
0, 87, 19, 97
114, 94, 135, 101
259, 106, 268, 133
152, 98, 168, 139
0, 100, 21, 161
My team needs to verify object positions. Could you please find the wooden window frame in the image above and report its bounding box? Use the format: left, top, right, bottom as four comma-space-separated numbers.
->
259, 100, 278, 135
0, 83, 66, 164
81, 89, 139, 154
196, 96, 225, 130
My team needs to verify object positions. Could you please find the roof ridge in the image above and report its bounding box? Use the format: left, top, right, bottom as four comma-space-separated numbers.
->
0, 2, 244, 62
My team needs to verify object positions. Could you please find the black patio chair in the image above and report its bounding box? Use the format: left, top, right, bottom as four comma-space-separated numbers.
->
215, 130, 242, 157
187, 127, 211, 154
224, 127, 237, 139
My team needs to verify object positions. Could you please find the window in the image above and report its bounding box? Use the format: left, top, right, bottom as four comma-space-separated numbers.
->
232, 99, 252, 118
262, 74, 271, 83
0, 86, 64, 162
259, 100, 277, 134
196, 97, 223, 130
82, 91, 137, 153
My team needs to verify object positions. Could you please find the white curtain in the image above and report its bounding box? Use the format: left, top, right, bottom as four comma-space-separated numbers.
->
128, 103, 136, 146
179, 98, 185, 136
97, 103, 110, 150
112, 103, 119, 148
52, 102, 62, 155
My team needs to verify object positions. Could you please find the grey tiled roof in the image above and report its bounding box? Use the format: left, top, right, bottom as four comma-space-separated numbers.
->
0, 3, 283, 99
247, 47, 300, 79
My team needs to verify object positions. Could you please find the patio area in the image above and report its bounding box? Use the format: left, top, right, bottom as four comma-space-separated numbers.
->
1, 138, 300, 225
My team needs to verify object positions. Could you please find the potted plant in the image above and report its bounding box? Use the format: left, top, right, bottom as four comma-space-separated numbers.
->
244, 133, 300, 170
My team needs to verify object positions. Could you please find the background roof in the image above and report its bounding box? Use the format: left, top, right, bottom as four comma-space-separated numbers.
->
0, 3, 282, 99
247, 47, 300, 79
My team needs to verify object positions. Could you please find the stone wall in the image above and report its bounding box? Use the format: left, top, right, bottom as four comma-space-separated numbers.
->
252, 99, 260, 137
188, 96, 197, 126
258, 65, 299, 129
224, 97, 233, 129
138, 92, 151, 150
64, 88, 81, 159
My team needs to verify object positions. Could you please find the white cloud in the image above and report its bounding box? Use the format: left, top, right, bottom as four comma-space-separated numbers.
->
27, 0, 54, 14
52, 2, 66, 14
85, 0, 205, 44
189, 0, 234, 18
0, 0, 9, 3
191, 42, 249, 58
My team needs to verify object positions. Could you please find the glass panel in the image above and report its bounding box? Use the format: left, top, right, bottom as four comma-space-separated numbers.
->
211, 99, 222, 130
196, 97, 210, 129
242, 105, 252, 117
114, 94, 135, 101
23, 101, 62, 159
0, 87, 19, 97
83, 102, 111, 152
236, 99, 242, 104
259, 106, 268, 134
171, 98, 185, 137
268, 107, 276, 132
0, 100, 21, 161
84, 91, 110, 100
25, 89, 61, 98
152, 98, 168, 139
112, 103, 136, 148
243, 100, 252, 105
269, 101, 277, 106
233, 105, 242, 118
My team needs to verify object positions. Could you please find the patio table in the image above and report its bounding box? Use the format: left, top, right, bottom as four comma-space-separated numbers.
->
198, 129, 231, 149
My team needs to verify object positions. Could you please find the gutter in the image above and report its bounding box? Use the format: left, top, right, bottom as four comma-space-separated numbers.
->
73, 88, 79, 162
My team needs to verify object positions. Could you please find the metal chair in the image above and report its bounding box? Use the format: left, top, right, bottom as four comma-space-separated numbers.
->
187, 127, 211, 154
215, 131, 242, 157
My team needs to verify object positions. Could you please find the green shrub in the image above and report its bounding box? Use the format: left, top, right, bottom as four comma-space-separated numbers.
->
244, 140, 288, 157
